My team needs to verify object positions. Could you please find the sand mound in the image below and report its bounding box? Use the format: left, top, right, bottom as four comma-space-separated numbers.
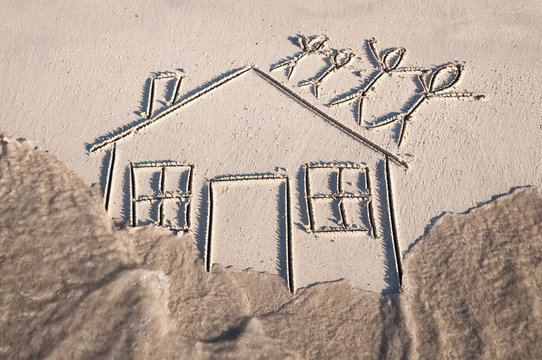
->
0, 138, 540, 359
403, 186, 542, 358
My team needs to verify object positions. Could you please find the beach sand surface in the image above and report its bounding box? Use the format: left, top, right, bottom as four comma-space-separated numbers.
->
1, 138, 540, 359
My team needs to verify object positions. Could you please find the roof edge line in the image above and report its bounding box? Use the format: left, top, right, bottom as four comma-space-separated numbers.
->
89, 66, 252, 153
251, 67, 408, 169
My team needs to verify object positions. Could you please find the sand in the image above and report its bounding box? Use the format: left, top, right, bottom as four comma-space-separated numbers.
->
1, 1, 541, 357
1, 0, 541, 293
1, 137, 540, 359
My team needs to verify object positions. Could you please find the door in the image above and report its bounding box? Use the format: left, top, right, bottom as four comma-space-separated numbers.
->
206, 174, 292, 289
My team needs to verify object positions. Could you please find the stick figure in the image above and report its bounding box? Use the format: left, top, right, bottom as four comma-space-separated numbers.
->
270, 34, 329, 80
328, 39, 420, 125
368, 63, 485, 147
298, 49, 355, 98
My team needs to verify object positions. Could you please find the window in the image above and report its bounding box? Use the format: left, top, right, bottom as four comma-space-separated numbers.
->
304, 163, 376, 236
129, 162, 193, 232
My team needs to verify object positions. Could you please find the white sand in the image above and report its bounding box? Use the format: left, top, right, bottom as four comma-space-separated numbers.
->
1, 1, 540, 294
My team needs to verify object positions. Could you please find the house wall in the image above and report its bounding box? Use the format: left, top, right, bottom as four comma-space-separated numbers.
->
105, 71, 400, 293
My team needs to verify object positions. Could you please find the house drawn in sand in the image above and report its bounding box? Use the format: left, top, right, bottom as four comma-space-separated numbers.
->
89, 66, 408, 294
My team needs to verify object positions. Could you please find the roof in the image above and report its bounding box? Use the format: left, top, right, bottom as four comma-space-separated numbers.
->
89, 66, 408, 169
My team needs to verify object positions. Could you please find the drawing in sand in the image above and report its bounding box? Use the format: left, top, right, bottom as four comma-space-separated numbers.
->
273, 37, 484, 146
298, 48, 355, 98
88, 36, 483, 293
327, 39, 421, 125
271, 34, 329, 80
90, 69, 404, 293
366, 63, 485, 146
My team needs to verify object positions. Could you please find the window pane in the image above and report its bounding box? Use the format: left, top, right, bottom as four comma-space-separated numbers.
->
341, 168, 367, 194
136, 199, 160, 226
131, 163, 193, 232
308, 167, 335, 195
343, 198, 370, 231
312, 198, 342, 230
164, 166, 191, 195
163, 198, 189, 230
134, 167, 162, 197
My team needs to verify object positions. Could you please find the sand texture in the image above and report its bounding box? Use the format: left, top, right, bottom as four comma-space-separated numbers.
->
403, 187, 542, 358
1, 1, 541, 294
1, 139, 540, 359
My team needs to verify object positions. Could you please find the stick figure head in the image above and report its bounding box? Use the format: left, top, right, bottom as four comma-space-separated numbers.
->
328, 49, 355, 69
382, 48, 406, 71
298, 34, 329, 54
427, 63, 463, 93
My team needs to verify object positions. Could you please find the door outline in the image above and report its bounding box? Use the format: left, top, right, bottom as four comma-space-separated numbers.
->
205, 174, 294, 293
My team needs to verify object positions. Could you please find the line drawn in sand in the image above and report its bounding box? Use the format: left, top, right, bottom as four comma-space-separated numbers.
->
89, 67, 251, 153
367, 63, 485, 147
270, 34, 329, 80
252, 67, 408, 168
103, 143, 116, 211
327, 39, 423, 125
384, 155, 402, 287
